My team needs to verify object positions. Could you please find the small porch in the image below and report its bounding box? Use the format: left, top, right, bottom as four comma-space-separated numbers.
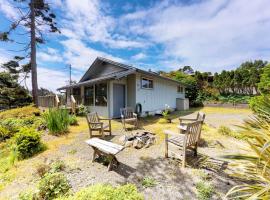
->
58, 74, 136, 118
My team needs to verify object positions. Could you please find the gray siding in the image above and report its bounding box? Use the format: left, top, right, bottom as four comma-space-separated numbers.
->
127, 74, 136, 108
135, 73, 185, 115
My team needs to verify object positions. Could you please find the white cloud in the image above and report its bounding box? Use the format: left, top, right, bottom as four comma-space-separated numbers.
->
61, 0, 147, 49
131, 52, 147, 61
25, 67, 82, 92
37, 48, 63, 63
0, 0, 19, 19
61, 39, 125, 70
121, 0, 270, 71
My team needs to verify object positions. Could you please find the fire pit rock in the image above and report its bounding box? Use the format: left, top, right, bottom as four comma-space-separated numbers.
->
119, 131, 156, 149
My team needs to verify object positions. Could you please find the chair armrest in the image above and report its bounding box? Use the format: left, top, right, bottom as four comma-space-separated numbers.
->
99, 118, 112, 121
89, 122, 103, 125
177, 124, 188, 131
179, 118, 197, 121
164, 130, 180, 136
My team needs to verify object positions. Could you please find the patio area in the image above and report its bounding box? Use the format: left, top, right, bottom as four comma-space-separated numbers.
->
0, 107, 253, 199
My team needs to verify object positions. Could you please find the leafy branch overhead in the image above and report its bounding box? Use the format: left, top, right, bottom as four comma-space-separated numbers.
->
0, 0, 60, 44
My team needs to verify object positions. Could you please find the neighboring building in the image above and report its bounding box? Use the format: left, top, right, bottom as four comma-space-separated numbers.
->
57, 57, 188, 118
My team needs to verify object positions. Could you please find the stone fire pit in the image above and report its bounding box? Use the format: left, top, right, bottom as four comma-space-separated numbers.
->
119, 131, 156, 149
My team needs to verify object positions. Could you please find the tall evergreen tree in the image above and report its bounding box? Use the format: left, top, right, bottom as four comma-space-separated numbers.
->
0, 0, 60, 106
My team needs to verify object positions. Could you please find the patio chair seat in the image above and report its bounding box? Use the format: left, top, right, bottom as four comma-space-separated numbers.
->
86, 112, 112, 138
168, 135, 185, 147
124, 117, 137, 122
120, 107, 138, 130
92, 123, 109, 130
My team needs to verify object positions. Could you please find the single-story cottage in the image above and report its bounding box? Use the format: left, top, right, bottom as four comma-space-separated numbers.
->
57, 57, 188, 118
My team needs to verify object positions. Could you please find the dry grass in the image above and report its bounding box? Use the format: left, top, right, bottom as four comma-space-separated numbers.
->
0, 105, 40, 119
0, 106, 254, 198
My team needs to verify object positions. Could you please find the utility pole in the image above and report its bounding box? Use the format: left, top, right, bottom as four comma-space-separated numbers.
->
69, 64, 72, 86
68, 64, 72, 99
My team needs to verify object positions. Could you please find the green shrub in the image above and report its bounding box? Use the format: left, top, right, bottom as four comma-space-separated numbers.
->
69, 115, 78, 126
38, 172, 71, 200
0, 125, 12, 142
0, 118, 25, 133
249, 95, 270, 122
36, 160, 65, 178
19, 190, 36, 200
196, 181, 214, 200
50, 160, 66, 173
43, 109, 70, 135
58, 184, 143, 200
0, 105, 40, 119
77, 104, 88, 116
141, 177, 157, 188
217, 126, 232, 136
15, 128, 44, 159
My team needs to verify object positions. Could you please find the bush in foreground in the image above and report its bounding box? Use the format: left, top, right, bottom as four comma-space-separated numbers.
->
15, 128, 44, 159
38, 172, 71, 200
0, 125, 12, 142
43, 109, 70, 135
58, 184, 144, 200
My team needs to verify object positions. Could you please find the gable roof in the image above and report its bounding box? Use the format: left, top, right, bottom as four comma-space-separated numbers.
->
57, 57, 184, 90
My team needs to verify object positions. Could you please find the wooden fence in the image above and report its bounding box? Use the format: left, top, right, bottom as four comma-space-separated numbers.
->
38, 95, 64, 108
38, 95, 77, 113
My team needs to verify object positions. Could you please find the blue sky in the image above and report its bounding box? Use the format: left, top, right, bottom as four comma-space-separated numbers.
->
0, 0, 270, 91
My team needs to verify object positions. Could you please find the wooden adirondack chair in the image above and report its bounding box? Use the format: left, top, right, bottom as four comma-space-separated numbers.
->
178, 112, 205, 133
86, 112, 112, 138
164, 120, 203, 168
179, 112, 206, 124
120, 107, 138, 130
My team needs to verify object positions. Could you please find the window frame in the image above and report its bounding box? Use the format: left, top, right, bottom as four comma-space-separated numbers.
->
84, 85, 94, 106
95, 83, 108, 106
177, 86, 184, 93
141, 77, 154, 90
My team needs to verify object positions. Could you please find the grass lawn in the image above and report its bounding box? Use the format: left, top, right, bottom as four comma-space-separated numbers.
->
0, 106, 254, 199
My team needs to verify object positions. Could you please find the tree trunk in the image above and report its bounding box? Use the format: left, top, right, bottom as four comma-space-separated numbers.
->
30, 0, 38, 107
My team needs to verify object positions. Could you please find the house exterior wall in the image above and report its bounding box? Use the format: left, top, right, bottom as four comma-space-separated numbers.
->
135, 72, 185, 115
127, 74, 136, 108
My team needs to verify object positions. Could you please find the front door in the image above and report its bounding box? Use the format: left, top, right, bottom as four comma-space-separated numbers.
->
113, 84, 125, 118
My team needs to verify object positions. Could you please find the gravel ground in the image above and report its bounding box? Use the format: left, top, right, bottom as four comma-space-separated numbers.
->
0, 108, 252, 200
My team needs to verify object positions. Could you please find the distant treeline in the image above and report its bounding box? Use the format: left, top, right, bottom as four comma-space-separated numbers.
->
160, 60, 268, 106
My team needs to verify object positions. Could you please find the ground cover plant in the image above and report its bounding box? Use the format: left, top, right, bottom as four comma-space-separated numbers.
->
58, 184, 144, 200
141, 177, 157, 188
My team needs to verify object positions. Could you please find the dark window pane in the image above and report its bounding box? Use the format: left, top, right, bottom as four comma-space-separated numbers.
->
84, 86, 94, 106
149, 80, 153, 88
95, 83, 107, 106
141, 78, 153, 89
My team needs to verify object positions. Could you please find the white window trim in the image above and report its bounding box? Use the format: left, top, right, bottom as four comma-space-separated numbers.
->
177, 85, 184, 93
141, 77, 154, 90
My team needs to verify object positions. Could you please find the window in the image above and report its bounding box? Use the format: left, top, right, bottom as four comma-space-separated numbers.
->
84, 86, 94, 106
95, 83, 107, 106
72, 88, 80, 96
177, 86, 184, 93
141, 78, 153, 89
